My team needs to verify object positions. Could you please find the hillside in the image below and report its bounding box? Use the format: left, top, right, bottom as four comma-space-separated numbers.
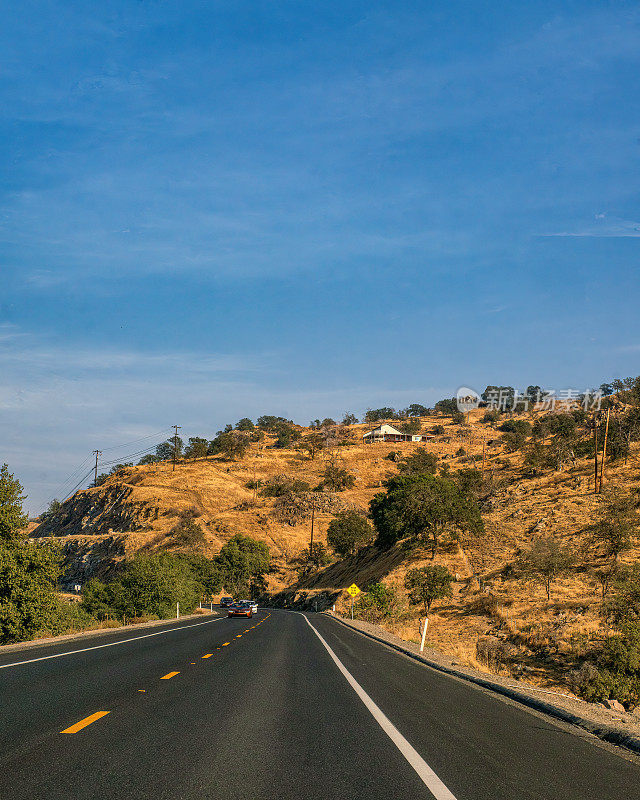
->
33, 408, 640, 696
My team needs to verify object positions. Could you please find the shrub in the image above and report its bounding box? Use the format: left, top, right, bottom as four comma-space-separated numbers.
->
354, 582, 399, 622
320, 465, 355, 491
396, 448, 438, 476
169, 516, 206, 550
327, 511, 374, 556
570, 625, 640, 709
404, 565, 453, 615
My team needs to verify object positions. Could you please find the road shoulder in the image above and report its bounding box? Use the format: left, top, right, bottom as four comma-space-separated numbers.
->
327, 612, 640, 756
0, 610, 218, 656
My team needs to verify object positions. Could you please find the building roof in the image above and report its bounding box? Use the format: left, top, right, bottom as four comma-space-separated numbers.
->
363, 423, 405, 437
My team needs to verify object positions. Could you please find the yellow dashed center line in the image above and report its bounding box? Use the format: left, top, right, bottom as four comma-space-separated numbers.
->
61, 711, 110, 734
160, 671, 180, 680
202, 653, 213, 658
222, 642, 230, 646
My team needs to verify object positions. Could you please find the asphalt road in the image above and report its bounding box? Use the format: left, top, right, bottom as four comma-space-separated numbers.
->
0, 609, 639, 800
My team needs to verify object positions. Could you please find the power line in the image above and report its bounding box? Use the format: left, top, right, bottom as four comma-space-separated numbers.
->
62, 466, 97, 502
99, 428, 174, 453
38, 453, 95, 513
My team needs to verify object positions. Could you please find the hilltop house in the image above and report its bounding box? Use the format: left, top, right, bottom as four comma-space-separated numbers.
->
362, 423, 428, 444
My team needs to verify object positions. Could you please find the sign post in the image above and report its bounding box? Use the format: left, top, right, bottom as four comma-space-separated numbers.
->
346, 583, 361, 620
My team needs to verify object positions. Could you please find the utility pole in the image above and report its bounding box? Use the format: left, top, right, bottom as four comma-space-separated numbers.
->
599, 407, 610, 493
307, 497, 315, 574
172, 425, 181, 472
593, 417, 599, 495
92, 450, 102, 486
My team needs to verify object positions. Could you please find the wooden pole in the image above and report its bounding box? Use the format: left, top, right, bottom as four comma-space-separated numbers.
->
599, 408, 610, 493
172, 424, 181, 472
593, 419, 599, 494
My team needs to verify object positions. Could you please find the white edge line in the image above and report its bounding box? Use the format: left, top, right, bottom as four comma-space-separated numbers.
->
0, 617, 224, 670
301, 614, 458, 800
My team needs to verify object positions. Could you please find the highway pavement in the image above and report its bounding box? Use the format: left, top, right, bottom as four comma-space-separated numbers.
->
0, 608, 639, 799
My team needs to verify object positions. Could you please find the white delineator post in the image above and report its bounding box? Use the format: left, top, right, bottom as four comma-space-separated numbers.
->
420, 616, 428, 652
176, 602, 180, 619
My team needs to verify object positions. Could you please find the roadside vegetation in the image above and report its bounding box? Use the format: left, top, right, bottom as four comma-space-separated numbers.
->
25, 375, 640, 709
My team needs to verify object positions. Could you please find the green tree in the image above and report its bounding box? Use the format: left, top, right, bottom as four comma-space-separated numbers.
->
256, 415, 292, 432
370, 474, 483, 557
39, 498, 63, 524
235, 417, 255, 431
82, 553, 202, 621
404, 565, 453, 616
184, 437, 209, 460
399, 418, 421, 435
499, 419, 531, 452
0, 464, 29, 542
217, 534, 270, 596
434, 398, 459, 415
607, 563, 640, 626
301, 432, 325, 460
396, 448, 438, 476
0, 539, 67, 643
407, 404, 429, 417
156, 438, 182, 462
364, 408, 397, 423
342, 412, 358, 425
209, 430, 250, 460
138, 454, 160, 465
591, 491, 637, 564
519, 537, 573, 600
179, 554, 222, 596
327, 511, 374, 556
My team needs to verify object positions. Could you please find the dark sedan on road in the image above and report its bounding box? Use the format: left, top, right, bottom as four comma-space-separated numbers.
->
219, 596, 234, 608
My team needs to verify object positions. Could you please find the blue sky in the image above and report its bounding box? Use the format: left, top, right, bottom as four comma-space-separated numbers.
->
1, 1, 639, 512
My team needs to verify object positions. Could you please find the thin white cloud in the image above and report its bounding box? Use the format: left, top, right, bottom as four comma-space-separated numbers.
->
541, 215, 640, 238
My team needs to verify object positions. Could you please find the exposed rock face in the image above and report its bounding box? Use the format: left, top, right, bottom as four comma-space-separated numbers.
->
32, 484, 160, 538
30, 535, 127, 590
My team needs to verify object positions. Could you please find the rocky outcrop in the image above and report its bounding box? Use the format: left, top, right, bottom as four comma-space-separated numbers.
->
33, 484, 160, 538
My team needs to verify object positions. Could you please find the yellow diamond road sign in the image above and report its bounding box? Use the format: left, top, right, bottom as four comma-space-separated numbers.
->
346, 583, 360, 597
